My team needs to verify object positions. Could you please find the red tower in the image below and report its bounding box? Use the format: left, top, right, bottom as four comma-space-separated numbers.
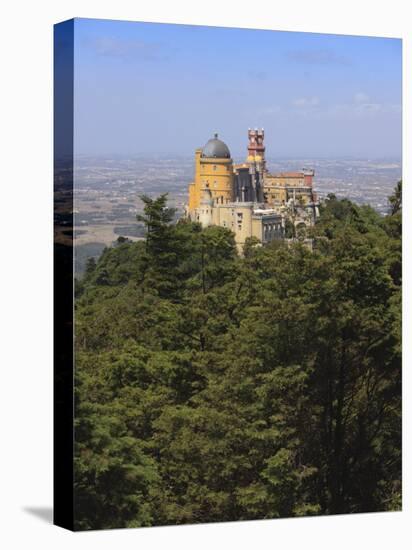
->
247, 128, 266, 170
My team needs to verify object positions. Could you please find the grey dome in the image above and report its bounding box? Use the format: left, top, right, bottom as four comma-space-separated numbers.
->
201, 133, 231, 159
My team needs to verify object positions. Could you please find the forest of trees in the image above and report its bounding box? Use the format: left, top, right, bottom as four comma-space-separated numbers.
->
73, 184, 402, 530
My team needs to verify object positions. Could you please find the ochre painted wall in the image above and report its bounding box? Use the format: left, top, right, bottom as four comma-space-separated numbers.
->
264, 174, 313, 206
188, 149, 234, 213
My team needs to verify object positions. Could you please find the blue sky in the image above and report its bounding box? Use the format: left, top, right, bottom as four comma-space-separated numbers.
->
73, 18, 402, 158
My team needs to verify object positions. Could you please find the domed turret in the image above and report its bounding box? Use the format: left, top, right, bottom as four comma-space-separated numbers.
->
188, 133, 234, 213
198, 187, 213, 227
201, 133, 231, 159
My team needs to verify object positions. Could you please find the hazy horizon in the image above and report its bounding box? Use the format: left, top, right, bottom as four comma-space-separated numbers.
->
73, 152, 402, 161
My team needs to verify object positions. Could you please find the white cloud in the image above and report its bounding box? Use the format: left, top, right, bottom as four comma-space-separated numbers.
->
356, 102, 382, 113
292, 97, 320, 107
287, 49, 351, 66
320, 93, 400, 118
328, 100, 401, 118
88, 36, 165, 61
354, 92, 370, 104
259, 105, 281, 115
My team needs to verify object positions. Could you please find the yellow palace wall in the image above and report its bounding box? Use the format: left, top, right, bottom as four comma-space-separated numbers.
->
188, 151, 234, 212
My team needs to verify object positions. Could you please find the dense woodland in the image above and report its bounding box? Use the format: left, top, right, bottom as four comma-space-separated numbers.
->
74, 182, 402, 530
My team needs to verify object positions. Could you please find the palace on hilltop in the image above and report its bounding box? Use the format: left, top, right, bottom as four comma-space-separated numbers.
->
186, 129, 320, 250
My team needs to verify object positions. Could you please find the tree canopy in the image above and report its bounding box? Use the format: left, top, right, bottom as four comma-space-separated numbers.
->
73, 189, 402, 529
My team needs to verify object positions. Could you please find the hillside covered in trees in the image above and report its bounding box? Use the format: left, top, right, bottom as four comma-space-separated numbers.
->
74, 184, 402, 530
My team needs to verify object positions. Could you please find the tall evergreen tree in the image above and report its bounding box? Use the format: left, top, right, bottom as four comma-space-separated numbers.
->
74, 185, 402, 529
